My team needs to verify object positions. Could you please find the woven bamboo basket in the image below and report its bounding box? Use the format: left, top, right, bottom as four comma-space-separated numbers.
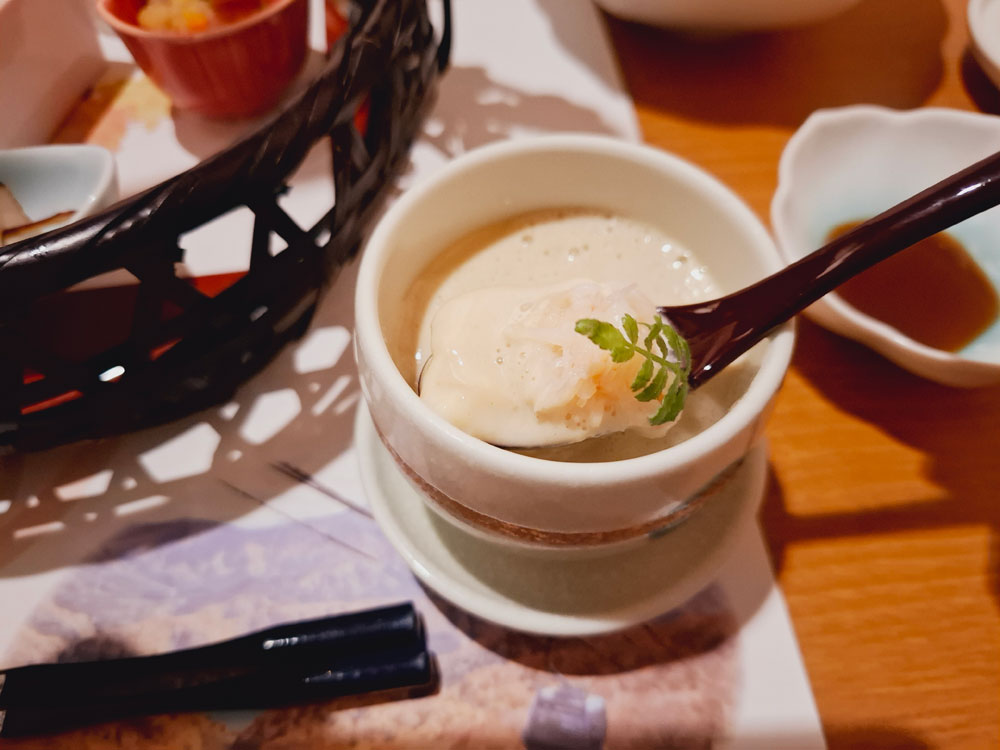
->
0, 0, 451, 453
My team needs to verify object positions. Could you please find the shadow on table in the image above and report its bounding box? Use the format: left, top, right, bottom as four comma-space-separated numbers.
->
0, 258, 365, 579
424, 584, 738, 674
759, 317, 1000, 599
600, 0, 946, 128
175, 58, 620, 167
425, 585, 740, 747
426, 592, 929, 750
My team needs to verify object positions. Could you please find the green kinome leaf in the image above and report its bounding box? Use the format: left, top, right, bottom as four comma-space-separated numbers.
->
651, 377, 687, 425
622, 314, 639, 344
575, 313, 692, 427
574, 319, 632, 363
635, 364, 668, 402
631, 358, 654, 392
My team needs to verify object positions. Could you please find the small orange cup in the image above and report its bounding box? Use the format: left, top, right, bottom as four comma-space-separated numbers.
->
97, 0, 309, 118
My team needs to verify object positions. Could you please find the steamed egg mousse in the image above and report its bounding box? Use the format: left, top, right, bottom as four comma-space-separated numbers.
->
354, 136, 795, 548
412, 211, 696, 451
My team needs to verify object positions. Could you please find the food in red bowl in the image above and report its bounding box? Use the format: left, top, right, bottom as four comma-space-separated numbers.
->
97, 0, 309, 118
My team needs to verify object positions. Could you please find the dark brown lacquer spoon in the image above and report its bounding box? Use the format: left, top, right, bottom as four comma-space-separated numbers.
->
661, 149, 1000, 388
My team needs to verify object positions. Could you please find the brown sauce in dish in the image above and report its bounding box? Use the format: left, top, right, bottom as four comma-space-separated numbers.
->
828, 221, 999, 352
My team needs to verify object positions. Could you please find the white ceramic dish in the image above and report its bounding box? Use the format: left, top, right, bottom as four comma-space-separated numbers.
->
0, 145, 118, 244
356, 404, 767, 636
592, 0, 863, 32
772, 105, 1000, 387
969, 0, 1000, 92
0, 0, 106, 149
354, 134, 794, 551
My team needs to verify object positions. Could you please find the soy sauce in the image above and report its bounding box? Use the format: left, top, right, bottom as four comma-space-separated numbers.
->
829, 221, 999, 352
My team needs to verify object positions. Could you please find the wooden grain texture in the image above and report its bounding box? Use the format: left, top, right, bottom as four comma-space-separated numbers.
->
606, 1, 1000, 747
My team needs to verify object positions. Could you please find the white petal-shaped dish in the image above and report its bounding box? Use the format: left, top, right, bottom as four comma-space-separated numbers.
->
0, 144, 118, 243
771, 105, 1000, 387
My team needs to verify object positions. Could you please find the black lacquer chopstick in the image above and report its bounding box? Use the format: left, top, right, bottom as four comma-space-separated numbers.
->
0, 649, 438, 738
0, 603, 423, 709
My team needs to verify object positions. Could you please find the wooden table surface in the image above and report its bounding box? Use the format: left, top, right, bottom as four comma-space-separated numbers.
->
607, 1, 1000, 748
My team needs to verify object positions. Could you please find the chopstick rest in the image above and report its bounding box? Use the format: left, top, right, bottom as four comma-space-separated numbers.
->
0, 602, 437, 737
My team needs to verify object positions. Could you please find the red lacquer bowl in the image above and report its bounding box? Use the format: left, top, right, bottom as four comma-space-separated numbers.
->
97, 0, 309, 118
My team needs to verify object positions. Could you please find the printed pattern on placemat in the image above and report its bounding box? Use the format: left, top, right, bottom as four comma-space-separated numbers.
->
1, 514, 738, 749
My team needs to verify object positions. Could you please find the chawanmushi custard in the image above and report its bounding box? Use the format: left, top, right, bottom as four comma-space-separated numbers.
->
394, 208, 762, 462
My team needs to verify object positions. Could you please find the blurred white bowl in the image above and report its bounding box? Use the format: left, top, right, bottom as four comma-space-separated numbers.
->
771, 105, 1000, 387
0, 0, 105, 148
593, 0, 864, 32
0, 145, 118, 242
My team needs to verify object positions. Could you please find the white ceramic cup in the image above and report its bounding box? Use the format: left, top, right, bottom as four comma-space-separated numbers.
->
354, 135, 794, 550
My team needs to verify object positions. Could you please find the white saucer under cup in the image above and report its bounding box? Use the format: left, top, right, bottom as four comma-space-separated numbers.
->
355, 406, 768, 637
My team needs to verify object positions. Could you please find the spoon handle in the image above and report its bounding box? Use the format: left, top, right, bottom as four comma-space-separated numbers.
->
665, 148, 1000, 386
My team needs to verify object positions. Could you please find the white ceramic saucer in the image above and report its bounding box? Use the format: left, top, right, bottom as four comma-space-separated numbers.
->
355, 406, 767, 637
